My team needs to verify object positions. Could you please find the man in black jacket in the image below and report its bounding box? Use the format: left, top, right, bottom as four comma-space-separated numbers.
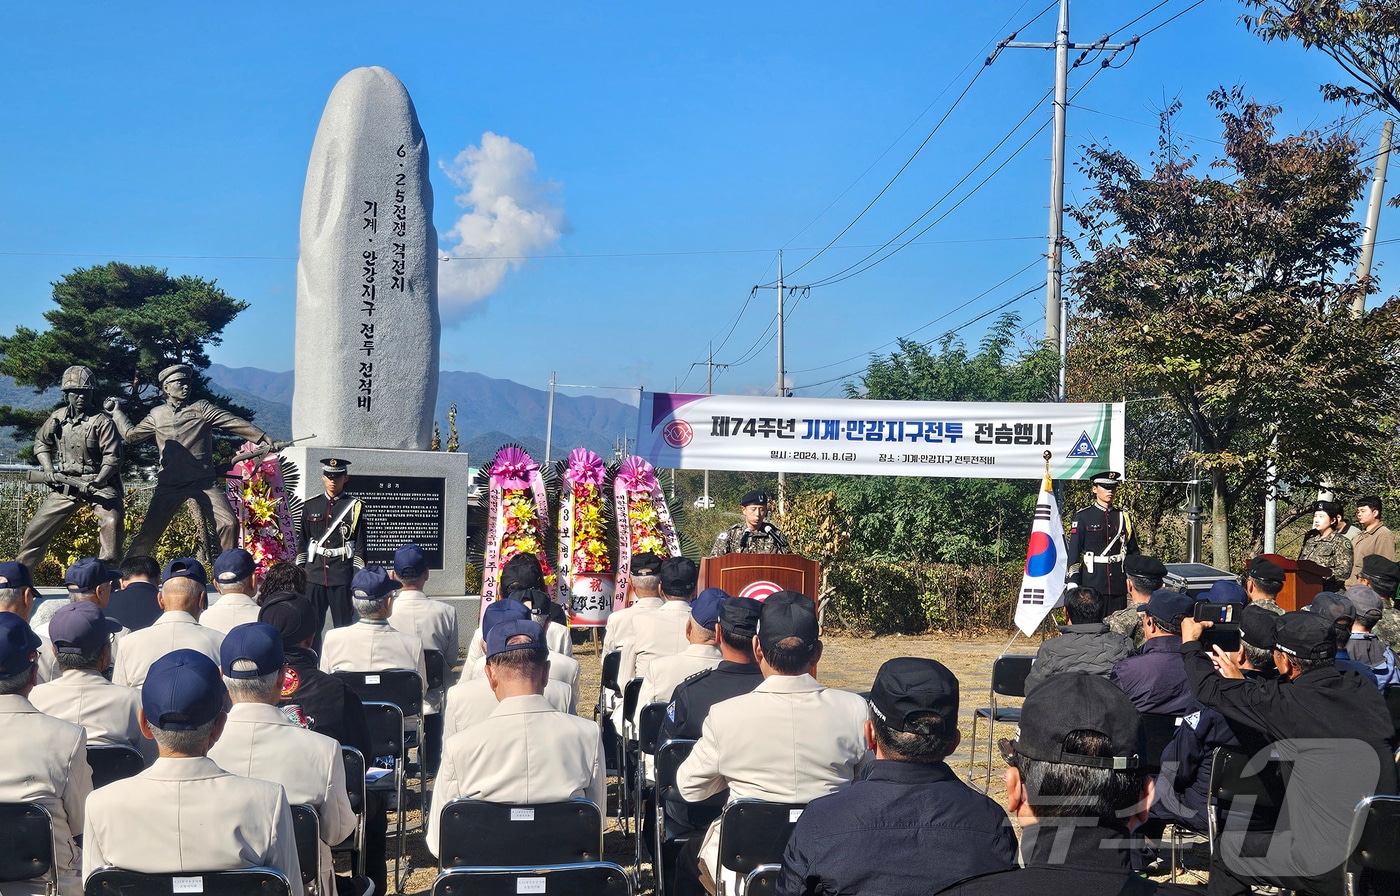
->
1025, 586, 1133, 694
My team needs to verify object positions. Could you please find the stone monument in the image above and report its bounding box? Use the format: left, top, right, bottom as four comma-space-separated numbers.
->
288, 67, 470, 600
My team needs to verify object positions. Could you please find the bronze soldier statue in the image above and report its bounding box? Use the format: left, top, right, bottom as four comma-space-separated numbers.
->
17, 366, 124, 567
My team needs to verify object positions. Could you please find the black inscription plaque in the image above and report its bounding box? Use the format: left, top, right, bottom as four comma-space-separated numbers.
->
352, 475, 446, 568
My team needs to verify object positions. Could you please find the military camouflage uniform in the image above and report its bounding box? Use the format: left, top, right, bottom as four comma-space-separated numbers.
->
1104, 605, 1144, 644
710, 522, 791, 556
1298, 531, 1353, 589
1374, 605, 1400, 653
1250, 597, 1285, 617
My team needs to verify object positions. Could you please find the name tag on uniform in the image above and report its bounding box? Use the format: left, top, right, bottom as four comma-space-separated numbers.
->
365, 674, 380, 684
789, 808, 803, 823
516, 878, 546, 893
171, 877, 204, 893
510, 808, 535, 821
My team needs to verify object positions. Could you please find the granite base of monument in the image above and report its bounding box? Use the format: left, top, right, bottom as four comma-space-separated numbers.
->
283, 446, 471, 597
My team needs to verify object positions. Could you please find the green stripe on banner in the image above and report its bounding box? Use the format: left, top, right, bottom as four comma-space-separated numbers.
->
1064, 404, 1111, 480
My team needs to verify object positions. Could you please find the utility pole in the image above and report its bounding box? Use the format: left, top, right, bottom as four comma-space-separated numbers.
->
755, 251, 789, 514
689, 343, 728, 511
997, 0, 1136, 401
1356, 119, 1393, 316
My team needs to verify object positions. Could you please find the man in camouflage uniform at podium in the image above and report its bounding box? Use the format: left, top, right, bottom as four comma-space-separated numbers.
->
710, 490, 790, 556
17, 366, 124, 567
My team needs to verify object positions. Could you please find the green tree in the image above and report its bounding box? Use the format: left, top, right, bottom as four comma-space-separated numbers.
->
1068, 89, 1400, 568
0, 262, 253, 461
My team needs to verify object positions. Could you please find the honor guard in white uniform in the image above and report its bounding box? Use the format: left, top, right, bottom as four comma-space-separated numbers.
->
1065, 471, 1139, 614
83, 649, 303, 893
602, 552, 666, 654
676, 592, 871, 895
0, 612, 91, 896
465, 598, 582, 708
0, 561, 60, 684
621, 557, 698, 683
208, 624, 357, 896
636, 588, 724, 724
113, 559, 223, 689
201, 548, 263, 635
386, 543, 458, 775
319, 567, 428, 705
30, 602, 148, 756
428, 619, 606, 859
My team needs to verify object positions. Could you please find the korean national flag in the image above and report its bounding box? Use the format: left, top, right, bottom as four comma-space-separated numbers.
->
1015, 475, 1068, 636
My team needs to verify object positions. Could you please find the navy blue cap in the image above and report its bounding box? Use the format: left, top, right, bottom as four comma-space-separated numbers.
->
351, 566, 397, 600
1147, 589, 1194, 624
0, 561, 32, 590
0, 612, 41, 677
49, 602, 121, 654
220, 622, 285, 678
394, 544, 427, 578
161, 557, 207, 585
1203, 579, 1248, 605
65, 557, 122, 592
482, 598, 530, 640
1307, 592, 1354, 624
142, 649, 227, 730
485, 618, 547, 658
691, 588, 726, 630
213, 548, 255, 584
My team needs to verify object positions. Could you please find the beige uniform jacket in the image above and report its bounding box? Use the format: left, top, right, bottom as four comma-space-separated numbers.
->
31, 617, 117, 685
636, 644, 722, 724
601, 596, 664, 655
676, 673, 871, 889
82, 756, 302, 895
427, 693, 606, 858
388, 590, 459, 713
442, 676, 574, 741
465, 619, 573, 666
200, 593, 262, 635
319, 618, 428, 704
467, 650, 581, 711
30, 667, 146, 750
112, 611, 223, 688
621, 600, 692, 683
208, 702, 356, 896
0, 694, 91, 896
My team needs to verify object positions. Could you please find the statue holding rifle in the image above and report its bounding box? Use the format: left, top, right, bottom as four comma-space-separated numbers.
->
16, 365, 125, 567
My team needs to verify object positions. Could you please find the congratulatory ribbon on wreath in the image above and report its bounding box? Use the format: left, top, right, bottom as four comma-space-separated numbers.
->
1015, 451, 1068, 637
481, 445, 551, 620
613, 456, 681, 610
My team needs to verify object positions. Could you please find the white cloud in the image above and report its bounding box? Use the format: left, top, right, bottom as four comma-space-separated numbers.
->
437, 132, 566, 323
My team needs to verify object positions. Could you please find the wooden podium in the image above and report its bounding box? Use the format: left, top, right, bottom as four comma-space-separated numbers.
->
1258, 553, 1329, 611
698, 553, 821, 600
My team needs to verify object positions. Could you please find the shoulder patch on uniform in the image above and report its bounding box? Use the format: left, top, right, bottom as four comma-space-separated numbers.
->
281, 667, 300, 699
1183, 711, 1200, 730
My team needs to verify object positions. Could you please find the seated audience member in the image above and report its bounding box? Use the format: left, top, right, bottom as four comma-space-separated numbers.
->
1110, 589, 1202, 715
106, 555, 161, 631
1309, 592, 1380, 686
427, 619, 605, 858
937, 673, 1196, 896
1181, 610, 1397, 896
465, 597, 581, 708
32, 556, 122, 634
0, 561, 59, 683
622, 557, 699, 683
30, 601, 147, 754
1356, 554, 1400, 651
0, 612, 91, 896
778, 657, 1017, 896
386, 543, 458, 775
602, 552, 666, 654
82, 650, 302, 893
675, 592, 869, 896
1105, 554, 1167, 643
465, 553, 573, 661
1024, 585, 1133, 694
1244, 557, 1287, 615
1151, 604, 1278, 833
209, 623, 357, 896
112, 559, 221, 688
319, 566, 428, 706
201, 548, 263, 635
1345, 584, 1399, 687
260, 561, 308, 600
636, 587, 726, 721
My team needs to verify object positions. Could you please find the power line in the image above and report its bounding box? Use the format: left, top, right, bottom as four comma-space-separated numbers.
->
1136, 0, 1206, 38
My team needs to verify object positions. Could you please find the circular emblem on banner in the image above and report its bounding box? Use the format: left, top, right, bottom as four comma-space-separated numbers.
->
739, 580, 782, 600
662, 419, 694, 448
1025, 531, 1057, 577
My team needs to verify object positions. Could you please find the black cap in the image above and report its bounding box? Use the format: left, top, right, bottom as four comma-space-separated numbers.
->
630, 552, 664, 576
1008, 672, 1143, 770
659, 557, 698, 596
1361, 555, 1399, 586
719, 596, 762, 638
1307, 592, 1354, 625
501, 554, 545, 593
1123, 555, 1168, 578
1274, 611, 1337, 661
1345, 585, 1385, 624
1310, 500, 1342, 518
1146, 589, 1193, 624
740, 490, 769, 507
515, 587, 553, 617
868, 657, 959, 735
259, 592, 321, 647
758, 591, 819, 651
1240, 604, 1279, 650
1089, 471, 1123, 488
1248, 557, 1286, 585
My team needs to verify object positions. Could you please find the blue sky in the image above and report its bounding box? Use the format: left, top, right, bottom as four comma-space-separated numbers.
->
1, 1, 1391, 405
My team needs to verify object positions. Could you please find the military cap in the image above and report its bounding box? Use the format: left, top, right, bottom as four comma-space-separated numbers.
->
49, 602, 121, 655
60, 366, 95, 392
1123, 555, 1168, 579
161, 557, 207, 586
0, 561, 32, 590
1240, 604, 1278, 650
1361, 555, 1399, 585
659, 557, 699, 597
1310, 500, 1342, 518
158, 364, 194, 385
1274, 611, 1337, 661
869, 657, 959, 736
740, 490, 769, 507
143, 649, 226, 731
1005, 672, 1143, 770
0, 612, 41, 677
220, 622, 285, 679
720, 596, 762, 638
320, 457, 350, 475
1089, 471, 1123, 488
1345, 585, 1385, 624
1248, 557, 1287, 586
630, 552, 664, 576
213, 548, 255, 584
758, 591, 819, 651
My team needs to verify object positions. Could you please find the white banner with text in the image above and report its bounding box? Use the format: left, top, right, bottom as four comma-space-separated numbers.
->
635, 393, 1125, 480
